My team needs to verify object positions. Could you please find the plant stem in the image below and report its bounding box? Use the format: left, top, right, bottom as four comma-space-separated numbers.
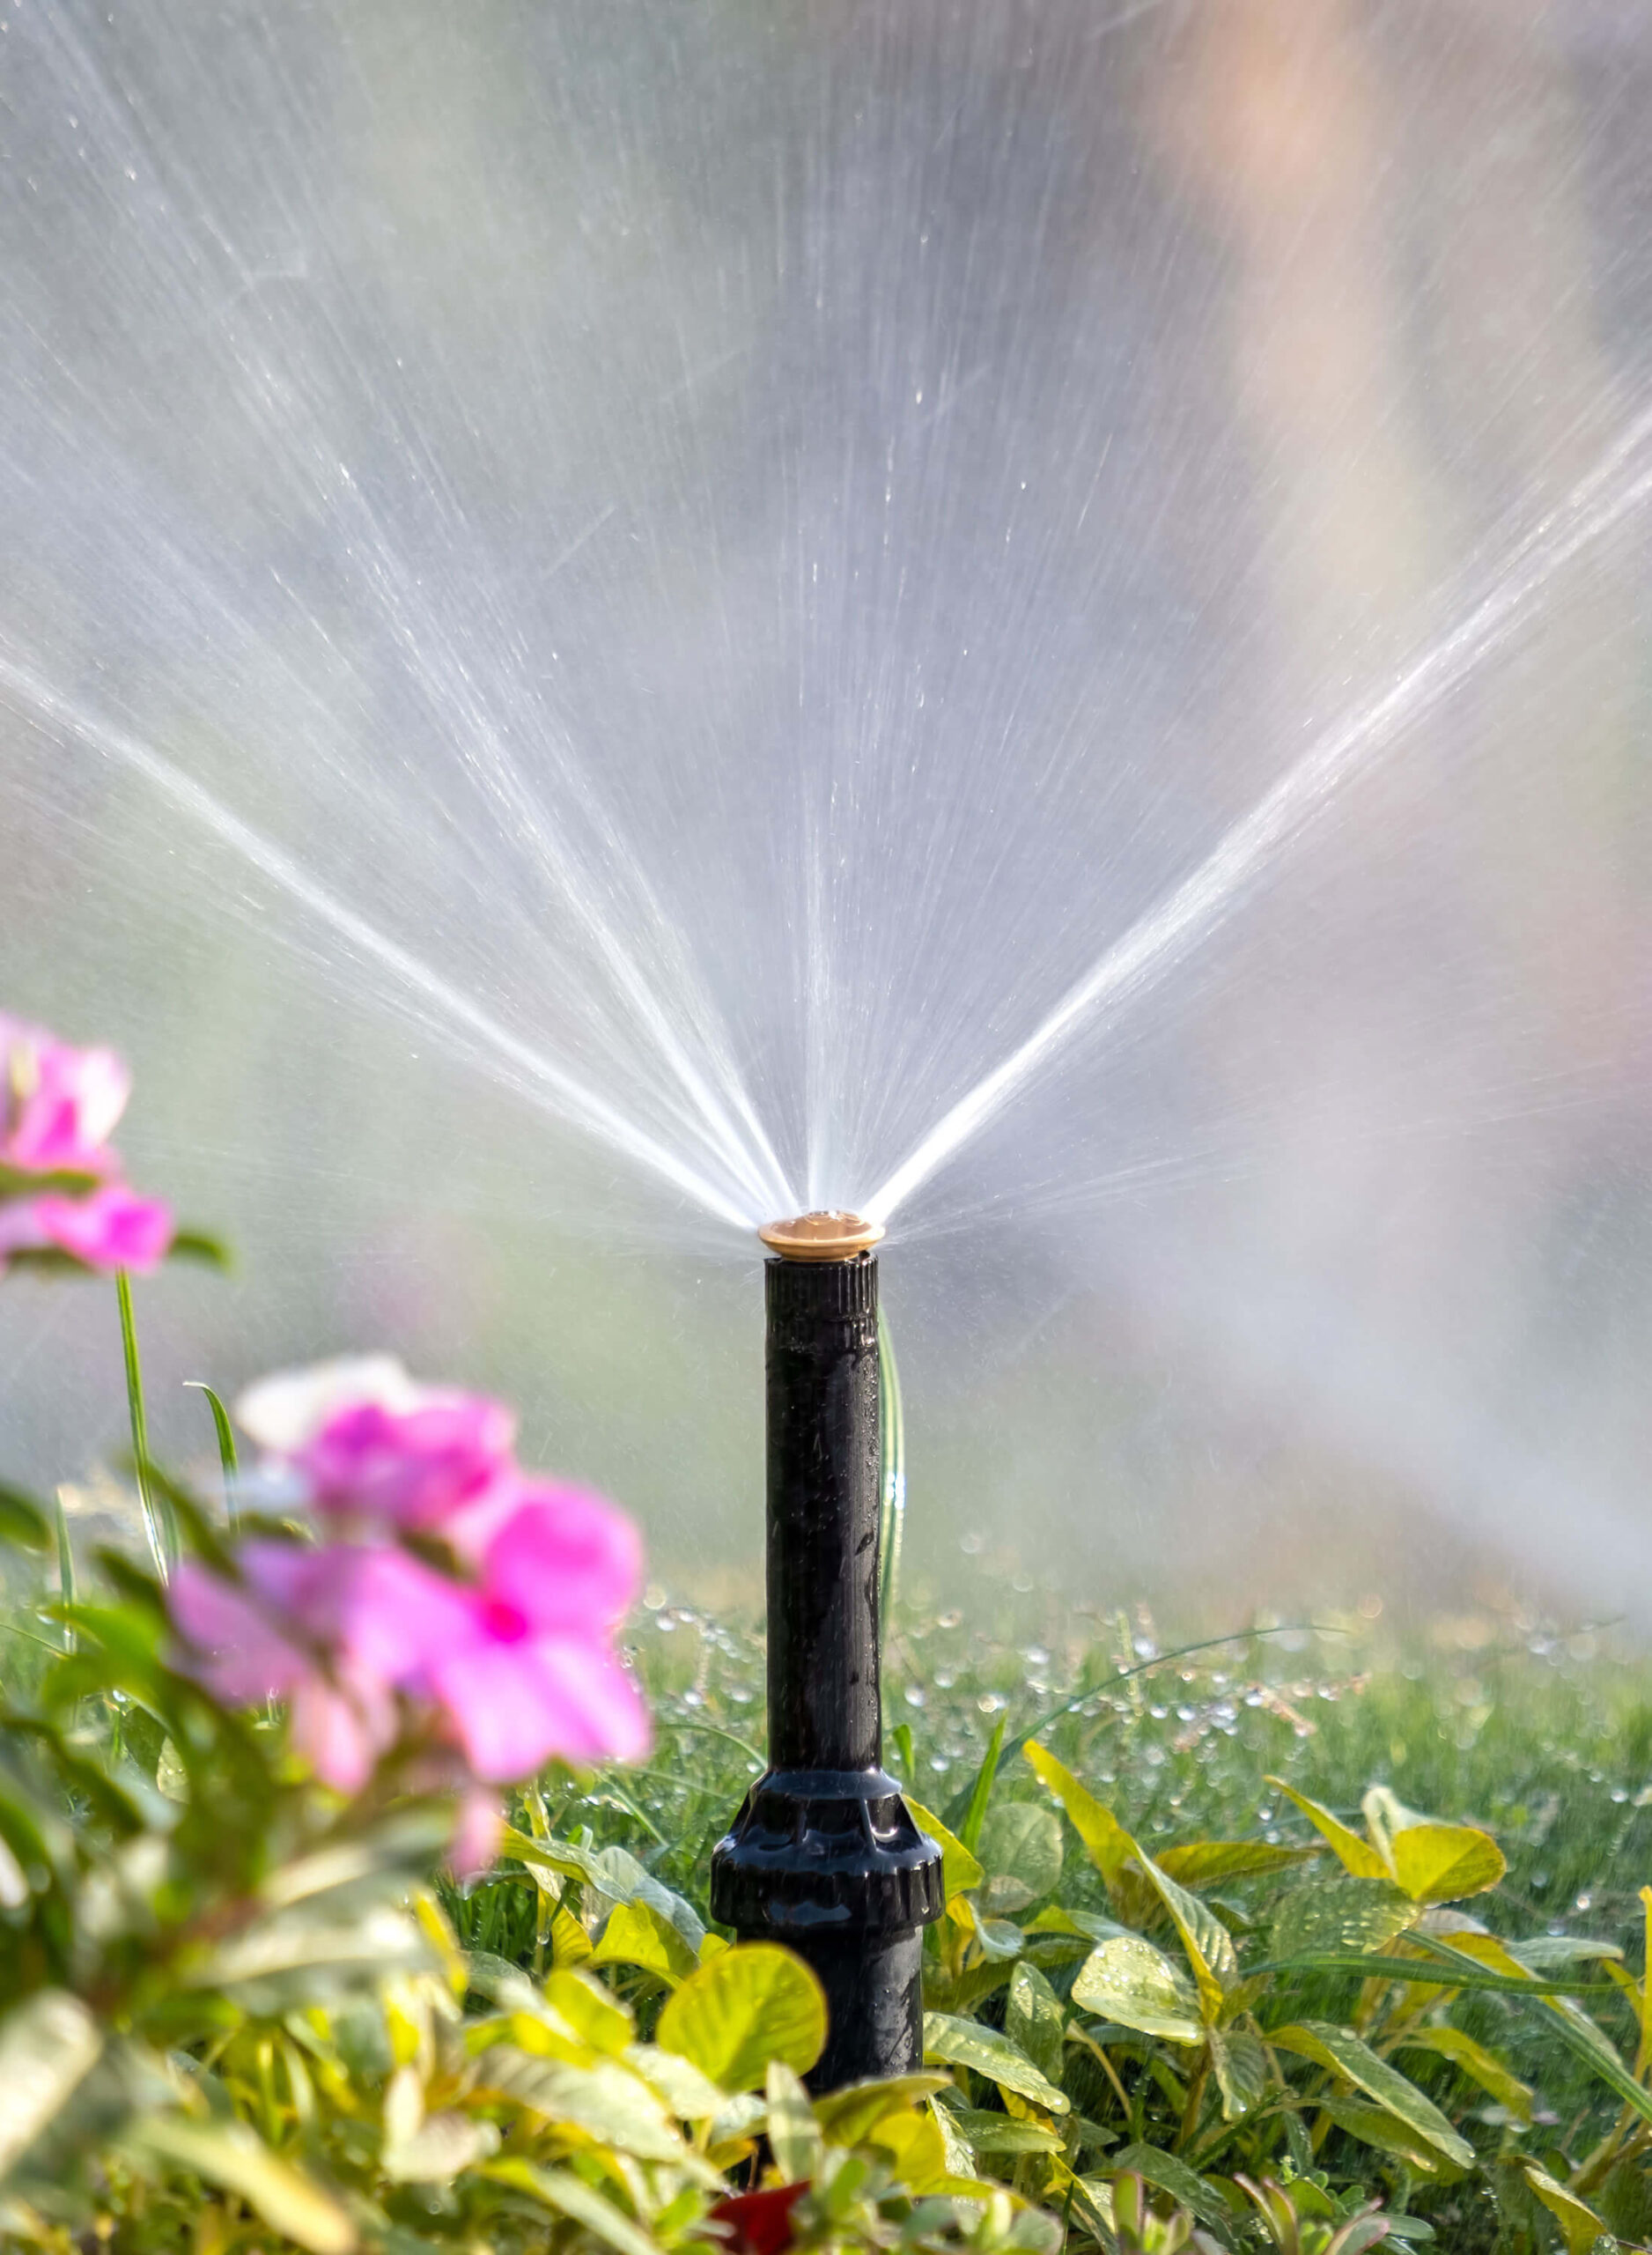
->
116, 1269, 174, 1579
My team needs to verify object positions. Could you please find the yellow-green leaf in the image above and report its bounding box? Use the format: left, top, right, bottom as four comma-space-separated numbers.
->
0, 1991, 102, 2176
866, 2104, 950, 2190
766, 2060, 822, 2183
1266, 1779, 1387, 1879
1023, 1743, 1134, 1886
906, 1799, 985, 1903
1070, 1935, 1202, 2047
1268, 2021, 1472, 2166
1397, 2026, 1532, 2121
813, 2074, 952, 2146
655, 1943, 825, 2092
1313, 2096, 1458, 2178
1523, 2164, 1611, 2255
474, 2049, 685, 2160
1157, 1839, 1315, 1889
624, 2042, 727, 2121
132, 2116, 355, 2255
593, 1899, 697, 1985
542, 1968, 633, 2055
1137, 1853, 1237, 2022
1388, 1823, 1506, 1904
1208, 2026, 1268, 2120
922, 2011, 1070, 2111
485, 2159, 660, 2255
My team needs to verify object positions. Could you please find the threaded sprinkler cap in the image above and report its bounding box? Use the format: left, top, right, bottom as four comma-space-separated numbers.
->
758, 1209, 886, 1261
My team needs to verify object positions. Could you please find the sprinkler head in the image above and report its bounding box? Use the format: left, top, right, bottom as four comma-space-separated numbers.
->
758, 1209, 885, 1261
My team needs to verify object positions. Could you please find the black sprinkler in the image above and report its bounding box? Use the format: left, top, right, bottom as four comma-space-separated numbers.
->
710, 1212, 944, 2089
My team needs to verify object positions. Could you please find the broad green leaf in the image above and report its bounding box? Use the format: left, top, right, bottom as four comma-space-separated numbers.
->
1397, 2026, 1533, 2121
1006, 1961, 1067, 2084
1269, 1876, 1416, 1962
0, 1991, 102, 2174
1157, 1839, 1314, 1888
1109, 2142, 1238, 2236
959, 1898, 1025, 1960
1208, 2026, 1268, 2121
1138, 1852, 1237, 2021
0, 1482, 49, 1554
976, 1800, 1063, 1917
1268, 2021, 1472, 2166
474, 2049, 686, 2160
1266, 1778, 1387, 1878
1071, 1935, 1202, 2046
1313, 2096, 1458, 2178
593, 1898, 697, 1985
381, 2107, 498, 2184
1522, 2163, 1611, 2255
906, 1797, 985, 1901
813, 2074, 951, 2147
624, 2043, 726, 2120
132, 2115, 355, 2254
485, 2159, 661, 2255
946, 2106, 1065, 2155
1023, 1741, 1133, 1886
542, 1969, 633, 2056
1388, 1823, 1505, 1904
656, 1943, 825, 2091
766, 2059, 823, 2183
1508, 1935, 1624, 1970
922, 2011, 1071, 2112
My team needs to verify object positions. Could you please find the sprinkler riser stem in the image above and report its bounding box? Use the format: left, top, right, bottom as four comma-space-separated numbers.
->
709, 1249, 943, 2089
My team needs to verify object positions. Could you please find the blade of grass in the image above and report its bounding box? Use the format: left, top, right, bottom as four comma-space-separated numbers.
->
115, 1269, 174, 1580
878, 1306, 906, 1623
957, 1712, 1007, 1853
53, 1488, 77, 1652
184, 1381, 240, 1527
1257, 1954, 1621, 2000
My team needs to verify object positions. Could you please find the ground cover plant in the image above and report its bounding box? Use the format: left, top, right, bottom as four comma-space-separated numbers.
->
5, 1017, 1652, 2254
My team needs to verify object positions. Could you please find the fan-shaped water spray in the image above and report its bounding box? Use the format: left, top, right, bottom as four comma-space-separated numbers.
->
4, 0, 1652, 1616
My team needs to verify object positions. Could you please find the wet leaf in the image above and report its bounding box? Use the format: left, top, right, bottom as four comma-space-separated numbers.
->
1207, 2026, 1268, 2121
1521, 2166, 1610, 2255
1387, 1822, 1505, 1904
1269, 1875, 1416, 1962
907, 1795, 985, 1902
1397, 2026, 1532, 2121
1006, 1961, 1066, 2084
593, 1896, 697, 1985
977, 1800, 1063, 1917
1023, 1742, 1134, 1887
1268, 2021, 1472, 2166
656, 1942, 825, 2091
1109, 2142, 1238, 2237
1071, 1934, 1202, 2046
1157, 1839, 1315, 1888
1266, 1779, 1387, 1878
923, 2010, 1070, 2111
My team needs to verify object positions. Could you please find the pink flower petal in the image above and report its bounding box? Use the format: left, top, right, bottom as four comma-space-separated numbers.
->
428, 1632, 650, 1781
297, 1394, 518, 1530
1, 1023, 129, 1167
235, 1357, 421, 1453
169, 1561, 310, 1704
449, 1786, 503, 1880
480, 1483, 644, 1636
289, 1670, 396, 1794
334, 1544, 481, 1689
28, 1185, 174, 1274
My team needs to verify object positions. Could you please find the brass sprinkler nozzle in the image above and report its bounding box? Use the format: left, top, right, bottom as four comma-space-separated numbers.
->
758, 1209, 886, 1261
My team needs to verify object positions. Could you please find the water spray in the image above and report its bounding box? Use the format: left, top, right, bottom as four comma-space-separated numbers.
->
710, 1212, 944, 2089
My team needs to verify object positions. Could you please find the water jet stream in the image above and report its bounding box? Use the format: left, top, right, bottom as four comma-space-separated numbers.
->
0, 654, 769, 1232
863, 404, 1652, 1226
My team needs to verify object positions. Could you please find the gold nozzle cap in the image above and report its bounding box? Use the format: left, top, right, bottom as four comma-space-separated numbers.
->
758, 1209, 886, 1261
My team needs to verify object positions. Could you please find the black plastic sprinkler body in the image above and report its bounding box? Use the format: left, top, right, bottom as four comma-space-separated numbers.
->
710, 1212, 944, 2090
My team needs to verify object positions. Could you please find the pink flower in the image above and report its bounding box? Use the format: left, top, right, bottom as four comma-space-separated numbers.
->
0, 1017, 174, 1275
171, 1370, 653, 1813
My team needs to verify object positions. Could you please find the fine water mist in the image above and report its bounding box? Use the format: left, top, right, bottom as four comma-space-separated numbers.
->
4, 0, 1652, 1622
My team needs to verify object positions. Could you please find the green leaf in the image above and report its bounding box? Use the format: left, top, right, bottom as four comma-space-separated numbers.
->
485, 2159, 663, 2255
1023, 1741, 1134, 1886
1157, 1840, 1315, 1889
0, 1991, 103, 2175
906, 1797, 985, 1902
1137, 1852, 1238, 2022
542, 1969, 633, 2057
1269, 1876, 1417, 1962
1071, 1935, 1203, 2046
1387, 1823, 1505, 1904
0, 1482, 49, 1553
592, 1898, 698, 1985
115, 1268, 173, 1581
1006, 1961, 1067, 2085
166, 1229, 233, 1271
1522, 2163, 1611, 2255
1266, 1779, 1387, 1878
131, 2114, 356, 2253
184, 1382, 240, 1524
766, 2059, 823, 2184
813, 2074, 952, 2147
956, 1713, 1007, 1852
1110, 2142, 1239, 2237
1264, 1951, 1618, 2000
475, 2050, 686, 2160
1313, 2096, 1461, 2178
1207, 2026, 1269, 2121
976, 1800, 1063, 1916
1396, 2027, 1533, 2121
922, 2011, 1071, 2112
1267, 2020, 1473, 2166
946, 2108, 1064, 2155
0, 1160, 100, 1204
655, 1943, 826, 2091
